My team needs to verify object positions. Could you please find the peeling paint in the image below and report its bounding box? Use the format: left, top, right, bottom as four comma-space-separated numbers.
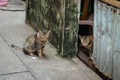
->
25, 0, 78, 57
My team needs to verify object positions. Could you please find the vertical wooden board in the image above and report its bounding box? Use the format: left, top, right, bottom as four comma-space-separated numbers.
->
113, 9, 120, 80
76, 0, 81, 20
63, 0, 78, 56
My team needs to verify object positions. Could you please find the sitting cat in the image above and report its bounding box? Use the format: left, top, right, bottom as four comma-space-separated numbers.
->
11, 30, 50, 58
79, 35, 93, 61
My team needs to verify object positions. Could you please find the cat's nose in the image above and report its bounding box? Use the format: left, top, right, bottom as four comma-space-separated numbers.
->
83, 44, 87, 47
41, 41, 46, 43
41, 41, 44, 42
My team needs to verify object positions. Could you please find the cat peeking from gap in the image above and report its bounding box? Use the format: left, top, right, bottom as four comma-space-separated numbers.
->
11, 30, 50, 58
79, 35, 93, 50
79, 35, 93, 61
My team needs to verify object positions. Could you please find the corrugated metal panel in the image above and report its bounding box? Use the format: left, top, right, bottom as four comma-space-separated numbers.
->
93, 0, 120, 79
113, 9, 120, 80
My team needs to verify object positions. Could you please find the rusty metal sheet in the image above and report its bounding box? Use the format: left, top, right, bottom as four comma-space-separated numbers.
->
93, 0, 120, 79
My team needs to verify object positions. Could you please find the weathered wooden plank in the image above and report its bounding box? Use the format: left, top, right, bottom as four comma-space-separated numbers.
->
101, 0, 120, 8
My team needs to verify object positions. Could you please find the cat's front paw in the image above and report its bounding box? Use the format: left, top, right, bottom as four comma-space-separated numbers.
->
29, 53, 34, 56
38, 53, 43, 58
42, 53, 45, 57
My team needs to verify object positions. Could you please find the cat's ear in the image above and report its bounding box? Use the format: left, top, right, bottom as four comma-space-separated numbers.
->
89, 36, 93, 40
38, 30, 43, 37
37, 32, 40, 38
37, 30, 43, 38
38, 30, 43, 34
79, 35, 82, 39
46, 30, 50, 38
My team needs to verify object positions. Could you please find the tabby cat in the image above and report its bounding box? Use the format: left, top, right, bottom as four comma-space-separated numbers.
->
79, 35, 93, 60
11, 30, 50, 58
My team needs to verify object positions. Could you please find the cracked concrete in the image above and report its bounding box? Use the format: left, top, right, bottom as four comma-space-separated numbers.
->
0, 5, 102, 80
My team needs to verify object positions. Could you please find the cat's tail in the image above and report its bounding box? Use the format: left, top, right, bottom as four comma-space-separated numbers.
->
11, 44, 23, 50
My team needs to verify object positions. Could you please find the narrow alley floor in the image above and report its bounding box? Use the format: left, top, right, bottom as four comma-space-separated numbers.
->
0, 6, 102, 80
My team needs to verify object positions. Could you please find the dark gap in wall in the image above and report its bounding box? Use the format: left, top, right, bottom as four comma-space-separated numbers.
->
78, 25, 93, 58
78, 25, 92, 36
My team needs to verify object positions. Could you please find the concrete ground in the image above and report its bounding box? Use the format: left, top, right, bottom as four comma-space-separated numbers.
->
0, 5, 102, 80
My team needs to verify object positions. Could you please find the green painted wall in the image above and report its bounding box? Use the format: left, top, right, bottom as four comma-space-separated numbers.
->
26, 0, 78, 57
